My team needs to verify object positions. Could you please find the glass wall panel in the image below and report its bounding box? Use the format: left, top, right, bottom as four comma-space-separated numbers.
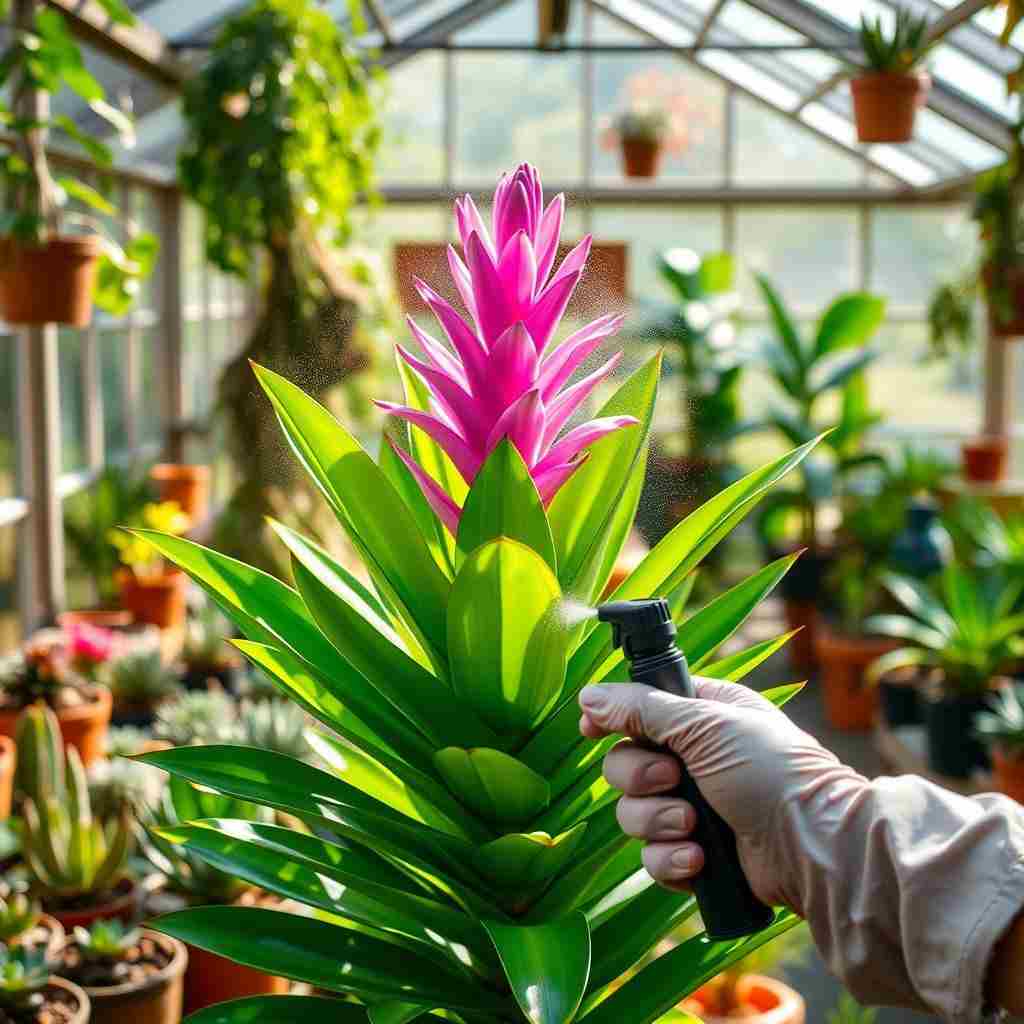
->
0, 335, 16, 499
378, 54, 445, 185
138, 328, 165, 447
58, 330, 86, 473
101, 329, 129, 458
0, 524, 22, 652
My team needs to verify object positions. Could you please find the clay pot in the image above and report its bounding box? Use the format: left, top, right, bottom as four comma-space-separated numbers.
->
40, 976, 92, 1024
683, 974, 805, 1024
58, 609, 134, 630
850, 71, 930, 143
0, 686, 112, 768
118, 570, 187, 629
814, 624, 899, 732
621, 137, 663, 178
0, 735, 13, 820
79, 931, 187, 1024
962, 436, 1009, 485
0, 235, 103, 327
982, 264, 1024, 338
51, 877, 140, 931
13, 914, 66, 961
149, 464, 210, 525
183, 942, 289, 1015
992, 747, 1024, 804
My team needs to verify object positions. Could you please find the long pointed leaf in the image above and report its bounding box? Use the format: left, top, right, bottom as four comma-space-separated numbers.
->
183, 996, 372, 1024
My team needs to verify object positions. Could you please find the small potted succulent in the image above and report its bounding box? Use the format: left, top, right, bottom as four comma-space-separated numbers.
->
0, 888, 64, 963
15, 705, 136, 930
64, 623, 117, 683
104, 649, 180, 729
0, 3, 158, 326
152, 691, 238, 748
0, 944, 89, 1024
179, 600, 243, 693
975, 682, 1024, 803
59, 920, 187, 1024
0, 638, 111, 767
867, 568, 1024, 779
851, 8, 933, 144
140, 777, 286, 1014
110, 503, 191, 630
149, 465, 211, 526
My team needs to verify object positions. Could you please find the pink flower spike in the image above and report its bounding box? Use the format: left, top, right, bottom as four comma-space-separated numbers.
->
538, 314, 624, 402
406, 316, 468, 387
495, 180, 534, 252
390, 440, 461, 535
395, 345, 486, 446
484, 389, 547, 468
415, 279, 489, 389
541, 352, 623, 448
487, 322, 539, 415
456, 195, 494, 260
526, 270, 582, 354
535, 456, 587, 505
534, 193, 565, 287
544, 235, 592, 294
537, 415, 639, 471
498, 231, 537, 313
466, 233, 513, 346
447, 244, 479, 322
375, 401, 480, 483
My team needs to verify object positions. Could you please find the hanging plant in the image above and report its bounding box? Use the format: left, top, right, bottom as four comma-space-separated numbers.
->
178, 0, 381, 576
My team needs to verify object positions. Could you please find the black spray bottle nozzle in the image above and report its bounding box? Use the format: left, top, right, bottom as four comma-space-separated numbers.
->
598, 598, 677, 660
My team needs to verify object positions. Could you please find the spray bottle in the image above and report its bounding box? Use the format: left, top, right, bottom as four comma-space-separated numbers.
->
597, 598, 774, 940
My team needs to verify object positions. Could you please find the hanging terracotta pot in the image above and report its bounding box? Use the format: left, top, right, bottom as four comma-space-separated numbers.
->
850, 71, 930, 144
992, 746, 1024, 804
0, 686, 112, 768
0, 736, 13, 820
961, 435, 1009, 485
814, 623, 898, 732
0, 235, 102, 327
149, 464, 211, 525
118, 569, 187, 629
620, 137, 663, 179
982, 264, 1024, 338
683, 974, 806, 1024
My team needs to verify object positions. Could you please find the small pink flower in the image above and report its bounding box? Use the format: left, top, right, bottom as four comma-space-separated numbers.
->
66, 622, 116, 666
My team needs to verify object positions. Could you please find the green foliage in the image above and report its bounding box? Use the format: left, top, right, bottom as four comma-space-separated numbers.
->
128, 357, 818, 1024
866, 568, 1024, 695
105, 648, 180, 705
613, 110, 669, 143
859, 8, 932, 72
827, 992, 878, 1024
237, 699, 310, 761
72, 920, 139, 961
947, 498, 1024, 579
975, 682, 1024, 756
927, 275, 977, 360
974, 159, 1024, 327
13, 695, 64, 807
183, 597, 237, 670
153, 690, 238, 747
0, 945, 50, 1020
0, 888, 40, 944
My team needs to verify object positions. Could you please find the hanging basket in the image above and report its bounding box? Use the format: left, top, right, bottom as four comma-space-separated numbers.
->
850, 71, 930, 144
620, 137, 663, 179
982, 264, 1024, 339
0, 235, 102, 327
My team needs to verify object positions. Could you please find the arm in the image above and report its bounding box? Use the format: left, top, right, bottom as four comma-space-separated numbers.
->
580, 679, 1024, 1024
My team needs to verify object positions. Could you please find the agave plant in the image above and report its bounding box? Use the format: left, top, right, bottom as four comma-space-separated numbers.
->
948, 498, 1024, 581
859, 7, 932, 72
0, 889, 41, 945
105, 647, 180, 707
132, 165, 814, 1024
153, 690, 239, 747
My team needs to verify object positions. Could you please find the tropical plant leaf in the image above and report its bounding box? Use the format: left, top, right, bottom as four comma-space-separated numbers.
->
700, 631, 799, 681
183, 995, 371, 1024
755, 275, 804, 384
814, 293, 886, 358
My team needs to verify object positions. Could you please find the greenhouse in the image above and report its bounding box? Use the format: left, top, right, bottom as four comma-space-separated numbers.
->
3, 1, 1024, 1023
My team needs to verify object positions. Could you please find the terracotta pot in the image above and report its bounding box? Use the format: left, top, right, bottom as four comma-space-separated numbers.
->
815, 624, 898, 732
850, 71, 930, 143
118, 570, 187, 629
0, 235, 102, 327
51, 877, 140, 931
41, 976, 92, 1024
79, 931, 187, 1024
13, 914, 66, 962
982, 264, 1024, 338
183, 942, 289, 1014
992, 747, 1024, 804
783, 600, 820, 673
58, 609, 134, 630
621, 137, 663, 178
961, 436, 1009, 485
0, 735, 13, 820
149, 464, 210, 525
0, 686, 111, 768
683, 974, 805, 1024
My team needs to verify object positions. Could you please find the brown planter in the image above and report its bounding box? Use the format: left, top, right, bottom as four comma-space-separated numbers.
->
982, 264, 1024, 338
0, 235, 103, 327
78, 931, 187, 1024
683, 974, 806, 1024
51, 877, 140, 931
961, 436, 1009, 485
118, 569, 187, 629
992, 747, 1024, 804
620, 137, 663, 178
149, 464, 210, 525
58, 609, 134, 630
850, 71, 930, 144
783, 600, 820, 673
39, 976, 91, 1024
13, 914, 66, 961
0, 735, 13, 820
815, 624, 899, 732
183, 942, 289, 1015
0, 686, 111, 768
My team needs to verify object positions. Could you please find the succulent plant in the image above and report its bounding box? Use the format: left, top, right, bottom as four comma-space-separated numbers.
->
153, 690, 239, 746
237, 699, 309, 761
105, 648, 180, 706
13, 701, 63, 812
72, 920, 140, 962
104, 726, 154, 759
859, 7, 933, 73
88, 758, 164, 821
16, 705, 132, 907
0, 946, 51, 1021
0, 889, 41, 945
975, 683, 1024, 757
0, 639, 83, 710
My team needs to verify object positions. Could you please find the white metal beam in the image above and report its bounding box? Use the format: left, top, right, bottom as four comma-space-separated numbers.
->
693, 0, 728, 49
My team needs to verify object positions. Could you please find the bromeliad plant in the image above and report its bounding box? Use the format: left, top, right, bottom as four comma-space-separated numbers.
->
131, 164, 814, 1024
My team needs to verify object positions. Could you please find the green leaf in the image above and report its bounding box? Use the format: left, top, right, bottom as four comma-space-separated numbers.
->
448, 539, 567, 738
183, 995, 370, 1024
755, 275, 804, 381
483, 913, 591, 1024
759, 682, 806, 708
548, 355, 660, 593
699, 251, 734, 294
434, 747, 550, 826
809, 348, 878, 396
457, 439, 556, 572
94, 0, 135, 25
52, 116, 112, 166
57, 177, 114, 215
814, 293, 886, 358
154, 907, 505, 1012
700, 631, 800, 681
368, 1003, 433, 1024
473, 825, 587, 895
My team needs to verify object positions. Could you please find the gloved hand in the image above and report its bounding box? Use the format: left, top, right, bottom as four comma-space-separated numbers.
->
579, 678, 1024, 1024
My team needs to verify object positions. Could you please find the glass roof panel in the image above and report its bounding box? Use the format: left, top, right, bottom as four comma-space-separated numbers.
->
697, 51, 801, 109
928, 44, 1019, 122
596, 0, 694, 44
868, 144, 938, 187
913, 108, 1005, 172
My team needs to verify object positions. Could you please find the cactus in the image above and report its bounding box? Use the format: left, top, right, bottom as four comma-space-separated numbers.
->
237, 699, 309, 761
17, 707, 132, 907
104, 648, 179, 706
153, 690, 239, 746
0, 946, 51, 1022
0, 889, 41, 944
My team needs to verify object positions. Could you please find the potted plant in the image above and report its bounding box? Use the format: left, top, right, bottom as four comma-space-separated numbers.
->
0, 2, 158, 326
15, 705, 136, 930
0, 738, 12, 821
59, 920, 187, 1024
152, 691, 238, 748
926, 274, 977, 364
851, 8, 933, 144
974, 160, 1024, 340
130, 165, 812, 1022
149, 465, 211, 526
140, 776, 284, 1014
110, 503, 191, 630
975, 682, 1024, 803
179, 600, 243, 693
741, 279, 886, 669
0, 639, 111, 767
64, 624, 117, 684
104, 650, 180, 729
0, 888, 64, 963
0, 944, 89, 1024
867, 568, 1024, 779
637, 248, 744, 545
